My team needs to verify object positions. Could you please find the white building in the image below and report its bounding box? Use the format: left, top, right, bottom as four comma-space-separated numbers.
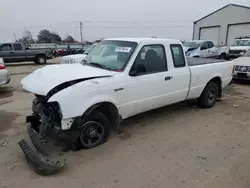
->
193, 4, 250, 46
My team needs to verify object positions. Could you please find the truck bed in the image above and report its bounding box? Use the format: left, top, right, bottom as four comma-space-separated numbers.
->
187, 57, 226, 66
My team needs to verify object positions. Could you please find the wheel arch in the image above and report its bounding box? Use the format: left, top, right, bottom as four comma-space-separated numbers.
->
82, 102, 120, 129
35, 53, 46, 58
35, 54, 47, 60
204, 76, 222, 98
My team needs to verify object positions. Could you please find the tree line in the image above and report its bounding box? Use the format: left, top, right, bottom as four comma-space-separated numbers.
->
16, 29, 77, 44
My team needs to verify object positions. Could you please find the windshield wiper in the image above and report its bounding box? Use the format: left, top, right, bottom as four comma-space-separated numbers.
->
86, 62, 112, 71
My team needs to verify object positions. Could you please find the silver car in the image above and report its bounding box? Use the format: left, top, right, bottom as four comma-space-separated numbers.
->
0, 58, 11, 85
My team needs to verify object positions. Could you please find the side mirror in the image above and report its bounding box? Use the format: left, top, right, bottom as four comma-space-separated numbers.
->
129, 70, 138, 76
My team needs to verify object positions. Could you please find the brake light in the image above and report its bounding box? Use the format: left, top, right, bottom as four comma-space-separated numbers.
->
232, 65, 235, 74
0, 64, 5, 69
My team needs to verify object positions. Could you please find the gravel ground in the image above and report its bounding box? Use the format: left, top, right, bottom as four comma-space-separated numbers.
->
1, 60, 250, 188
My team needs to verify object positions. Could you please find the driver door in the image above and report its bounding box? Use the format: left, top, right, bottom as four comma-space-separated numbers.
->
200, 42, 209, 57
117, 44, 171, 118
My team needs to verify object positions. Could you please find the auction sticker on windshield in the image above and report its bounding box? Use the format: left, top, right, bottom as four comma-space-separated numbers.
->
115, 47, 131, 53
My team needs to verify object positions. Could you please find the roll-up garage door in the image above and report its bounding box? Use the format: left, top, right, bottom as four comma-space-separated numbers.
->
199, 26, 220, 45
227, 23, 250, 45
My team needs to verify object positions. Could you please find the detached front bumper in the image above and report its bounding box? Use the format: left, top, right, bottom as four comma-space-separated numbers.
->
18, 115, 69, 175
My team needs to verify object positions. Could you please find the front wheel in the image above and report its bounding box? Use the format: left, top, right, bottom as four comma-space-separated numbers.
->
72, 111, 111, 150
198, 82, 218, 108
219, 53, 227, 60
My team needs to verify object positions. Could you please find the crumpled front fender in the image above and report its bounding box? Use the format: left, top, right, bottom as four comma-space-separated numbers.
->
48, 81, 119, 120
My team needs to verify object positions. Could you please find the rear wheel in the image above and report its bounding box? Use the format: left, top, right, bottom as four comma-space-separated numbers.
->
198, 82, 218, 108
72, 111, 111, 150
35, 55, 47, 64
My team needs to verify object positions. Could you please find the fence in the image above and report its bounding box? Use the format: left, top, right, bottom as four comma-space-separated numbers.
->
29, 43, 91, 50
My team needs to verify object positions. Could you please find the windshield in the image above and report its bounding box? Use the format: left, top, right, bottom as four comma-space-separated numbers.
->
183, 41, 202, 49
84, 44, 96, 54
83, 40, 137, 71
243, 50, 250, 57
232, 40, 250, 46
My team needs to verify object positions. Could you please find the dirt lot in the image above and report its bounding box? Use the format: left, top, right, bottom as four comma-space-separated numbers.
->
1, 60, 250, 188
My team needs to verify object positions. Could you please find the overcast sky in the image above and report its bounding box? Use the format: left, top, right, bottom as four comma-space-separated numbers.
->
0, 0, 249, 42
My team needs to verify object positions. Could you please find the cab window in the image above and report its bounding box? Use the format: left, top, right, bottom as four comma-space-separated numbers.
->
200, 42, 208, 50
130, 44, 167, 75
0, 44, 13, 51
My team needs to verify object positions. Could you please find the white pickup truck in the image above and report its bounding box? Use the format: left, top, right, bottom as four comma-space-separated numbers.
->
183, 40, 229, 59
19, 38, 233, 175
229, 37, 250, 58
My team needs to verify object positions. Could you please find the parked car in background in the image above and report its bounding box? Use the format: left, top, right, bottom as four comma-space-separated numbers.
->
229, 37, 250, 59
0, 42, 53, 64
232, 49, 250, 80
19, 37, 233, 175
60, 43, 97, 64
0, 58, 11, 86
183, 40, 229, 59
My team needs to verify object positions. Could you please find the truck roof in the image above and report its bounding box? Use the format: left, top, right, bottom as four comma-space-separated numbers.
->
103, 37, 181, 43
185, 40, 209, 42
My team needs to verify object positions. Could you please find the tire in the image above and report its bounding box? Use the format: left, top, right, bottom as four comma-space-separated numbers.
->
198, 82, 218, 108
219, 53, 226, 60
35, 55, 47, 64
72, 111, 111, 150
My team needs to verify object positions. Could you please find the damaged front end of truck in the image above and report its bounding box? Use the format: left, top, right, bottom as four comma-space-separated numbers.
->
18, 63, 116, 175
19, 95, 69, 175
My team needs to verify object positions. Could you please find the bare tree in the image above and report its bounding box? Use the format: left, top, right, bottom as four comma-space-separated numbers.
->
17, 29, 34, 44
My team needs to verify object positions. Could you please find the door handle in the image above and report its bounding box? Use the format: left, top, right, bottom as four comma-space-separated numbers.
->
165, 76, 173, 81
9, 52, 14, 54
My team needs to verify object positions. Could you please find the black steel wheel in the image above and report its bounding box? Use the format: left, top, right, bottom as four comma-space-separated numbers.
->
199, 82, 218, 108
80, 121, 106, 148
73, 111, 111, 150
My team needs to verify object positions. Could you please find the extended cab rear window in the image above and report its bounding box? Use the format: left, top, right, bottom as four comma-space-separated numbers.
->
170, 44, 186, 68
13, 43, 23, 51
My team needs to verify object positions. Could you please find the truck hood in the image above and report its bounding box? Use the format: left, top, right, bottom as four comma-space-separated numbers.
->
21, 64, 115, 96
183, 46, 190, 53
230, 46, 250, 51
233, 57, 250, 66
